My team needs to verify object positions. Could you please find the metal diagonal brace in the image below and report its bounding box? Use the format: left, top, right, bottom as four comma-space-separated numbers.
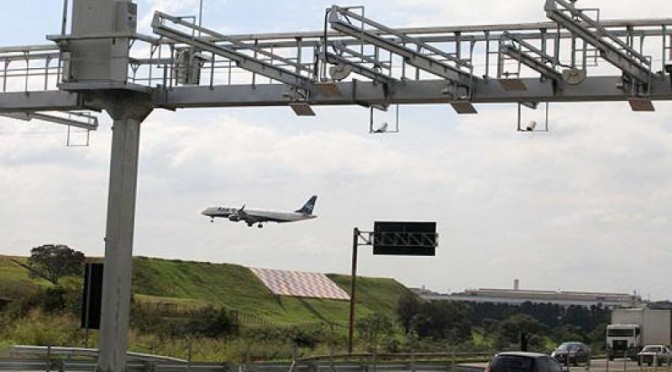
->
545, 0, 652, 84
152, 12, 315, 92
328, 6, 476, 88
1, 111, 99, 131
501, 32, 562, 83
324, 52, 398, 86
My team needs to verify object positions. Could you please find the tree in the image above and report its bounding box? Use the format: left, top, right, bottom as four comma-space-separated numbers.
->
27, 244, 85, 285
498, 314, 546, 350
411, 301, 472, 342
552, 324, 586, 343
357, 313, 395, 352
397, 292, 422, 334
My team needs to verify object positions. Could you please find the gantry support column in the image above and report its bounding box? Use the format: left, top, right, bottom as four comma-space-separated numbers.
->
97, 94, 152, 372
67, 2, 146, 370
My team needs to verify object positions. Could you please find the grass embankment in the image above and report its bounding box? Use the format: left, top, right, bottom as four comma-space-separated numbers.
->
132, 257, 410, 327
0, 256, 43, 299
0, 255, 412, 360
0, 255, 410, 328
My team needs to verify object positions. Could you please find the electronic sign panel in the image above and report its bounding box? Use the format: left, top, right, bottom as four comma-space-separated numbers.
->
373, 221, 437, 256
80, 263, 103, 330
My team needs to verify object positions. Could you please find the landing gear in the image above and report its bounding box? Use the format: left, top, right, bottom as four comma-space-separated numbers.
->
257, 224, 263, 229
210, 217, 214, 223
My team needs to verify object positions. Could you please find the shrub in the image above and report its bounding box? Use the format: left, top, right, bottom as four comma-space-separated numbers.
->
1, 309, 84, 346
185, 306, 233, 338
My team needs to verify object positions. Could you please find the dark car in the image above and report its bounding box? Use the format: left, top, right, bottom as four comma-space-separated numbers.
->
486, 352, 564, 372
551, 342, 591, 366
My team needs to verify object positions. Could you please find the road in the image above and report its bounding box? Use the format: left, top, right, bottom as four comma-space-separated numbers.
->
582, 359, 672, 372
465, 358, 672, 372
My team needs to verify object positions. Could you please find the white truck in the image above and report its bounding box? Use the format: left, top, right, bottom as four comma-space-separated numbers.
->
606, 308, 672, 360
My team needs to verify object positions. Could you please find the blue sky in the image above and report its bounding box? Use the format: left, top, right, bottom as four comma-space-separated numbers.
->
1, 0, 672, 300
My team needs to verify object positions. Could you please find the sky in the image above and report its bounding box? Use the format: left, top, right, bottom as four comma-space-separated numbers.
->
1, 1, 672, 300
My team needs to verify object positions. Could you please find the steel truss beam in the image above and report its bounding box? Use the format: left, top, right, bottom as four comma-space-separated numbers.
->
0, 111, 98, 131
152, 12, 314, 92
0, 91, 84, 112
327, 6, 477, 90
322, 43, 398, 86
501, 32, 562, 84
1, 11, 672, 114
151, 77, 672, 110
545, 0, 653, 86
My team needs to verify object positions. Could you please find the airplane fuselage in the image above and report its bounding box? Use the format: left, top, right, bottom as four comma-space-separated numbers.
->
201, 195, 318, 228
201, 207, 316, 223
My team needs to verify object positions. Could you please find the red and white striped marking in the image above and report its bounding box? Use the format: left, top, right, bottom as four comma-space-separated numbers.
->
250, 267, 350, 300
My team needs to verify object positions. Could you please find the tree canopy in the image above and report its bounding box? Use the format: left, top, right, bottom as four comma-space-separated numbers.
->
27, 244, 85, 285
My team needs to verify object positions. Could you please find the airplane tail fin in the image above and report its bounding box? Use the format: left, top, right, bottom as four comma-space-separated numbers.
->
295, 195, 318, 215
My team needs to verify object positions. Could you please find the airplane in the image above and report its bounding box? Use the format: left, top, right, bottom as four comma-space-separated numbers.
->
201, 195, 318, 228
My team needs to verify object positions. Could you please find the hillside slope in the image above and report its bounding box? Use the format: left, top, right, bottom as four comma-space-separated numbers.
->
132, 257, 410, 326
0, 255, 411, 327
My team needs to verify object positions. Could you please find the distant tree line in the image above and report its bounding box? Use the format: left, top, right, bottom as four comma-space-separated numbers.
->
469, 301, 610, 331
394, 292, 611, 352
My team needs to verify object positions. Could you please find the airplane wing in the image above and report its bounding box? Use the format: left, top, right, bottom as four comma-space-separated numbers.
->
240, 212, 295, 226
242, 214, 280, 224
238, 212, 272, 226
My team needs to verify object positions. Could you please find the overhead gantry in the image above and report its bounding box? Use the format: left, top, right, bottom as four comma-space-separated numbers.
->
2, 1, 672, 116
1, 1, 671, 372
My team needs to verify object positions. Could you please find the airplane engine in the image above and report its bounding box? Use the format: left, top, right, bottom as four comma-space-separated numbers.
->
228, 215, 241, 222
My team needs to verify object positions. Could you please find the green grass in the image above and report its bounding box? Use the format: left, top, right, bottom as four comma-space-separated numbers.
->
328, 274, 412, 320
0, 256, 43, 299
129, 256, 411, 327
0, 255, 416, 360
472, 329, 491, 348
0, 255, 410, 328
0, 256, 29, 280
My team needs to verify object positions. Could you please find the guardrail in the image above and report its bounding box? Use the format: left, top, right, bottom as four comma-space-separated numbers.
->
0, 347, 493, 372
10, 345, 187, 363
0, 358, 486, 372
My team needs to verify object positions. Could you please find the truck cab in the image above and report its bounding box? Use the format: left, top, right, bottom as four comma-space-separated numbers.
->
607, 324, 641, 360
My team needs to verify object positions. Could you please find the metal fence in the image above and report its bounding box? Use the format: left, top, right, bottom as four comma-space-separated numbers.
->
0, 358, 487, 372
0, 347, 492, 372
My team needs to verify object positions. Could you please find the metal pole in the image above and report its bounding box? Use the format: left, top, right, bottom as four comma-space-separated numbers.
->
84, 264, 93, 348
624, 351, 628, 372
517, 102, 522, 131
347, 228, 359, 354
328, 323, 335, 372
97, 114, 144, 372
187, 339, 193, 372
61, 0, 69, 35
46, 344, 51, 372
655, 354, 659, 372
198, 0, 204, 28
198, 0, 204, 37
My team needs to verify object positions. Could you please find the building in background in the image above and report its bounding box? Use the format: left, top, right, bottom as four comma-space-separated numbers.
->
413, 280, 642, 308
